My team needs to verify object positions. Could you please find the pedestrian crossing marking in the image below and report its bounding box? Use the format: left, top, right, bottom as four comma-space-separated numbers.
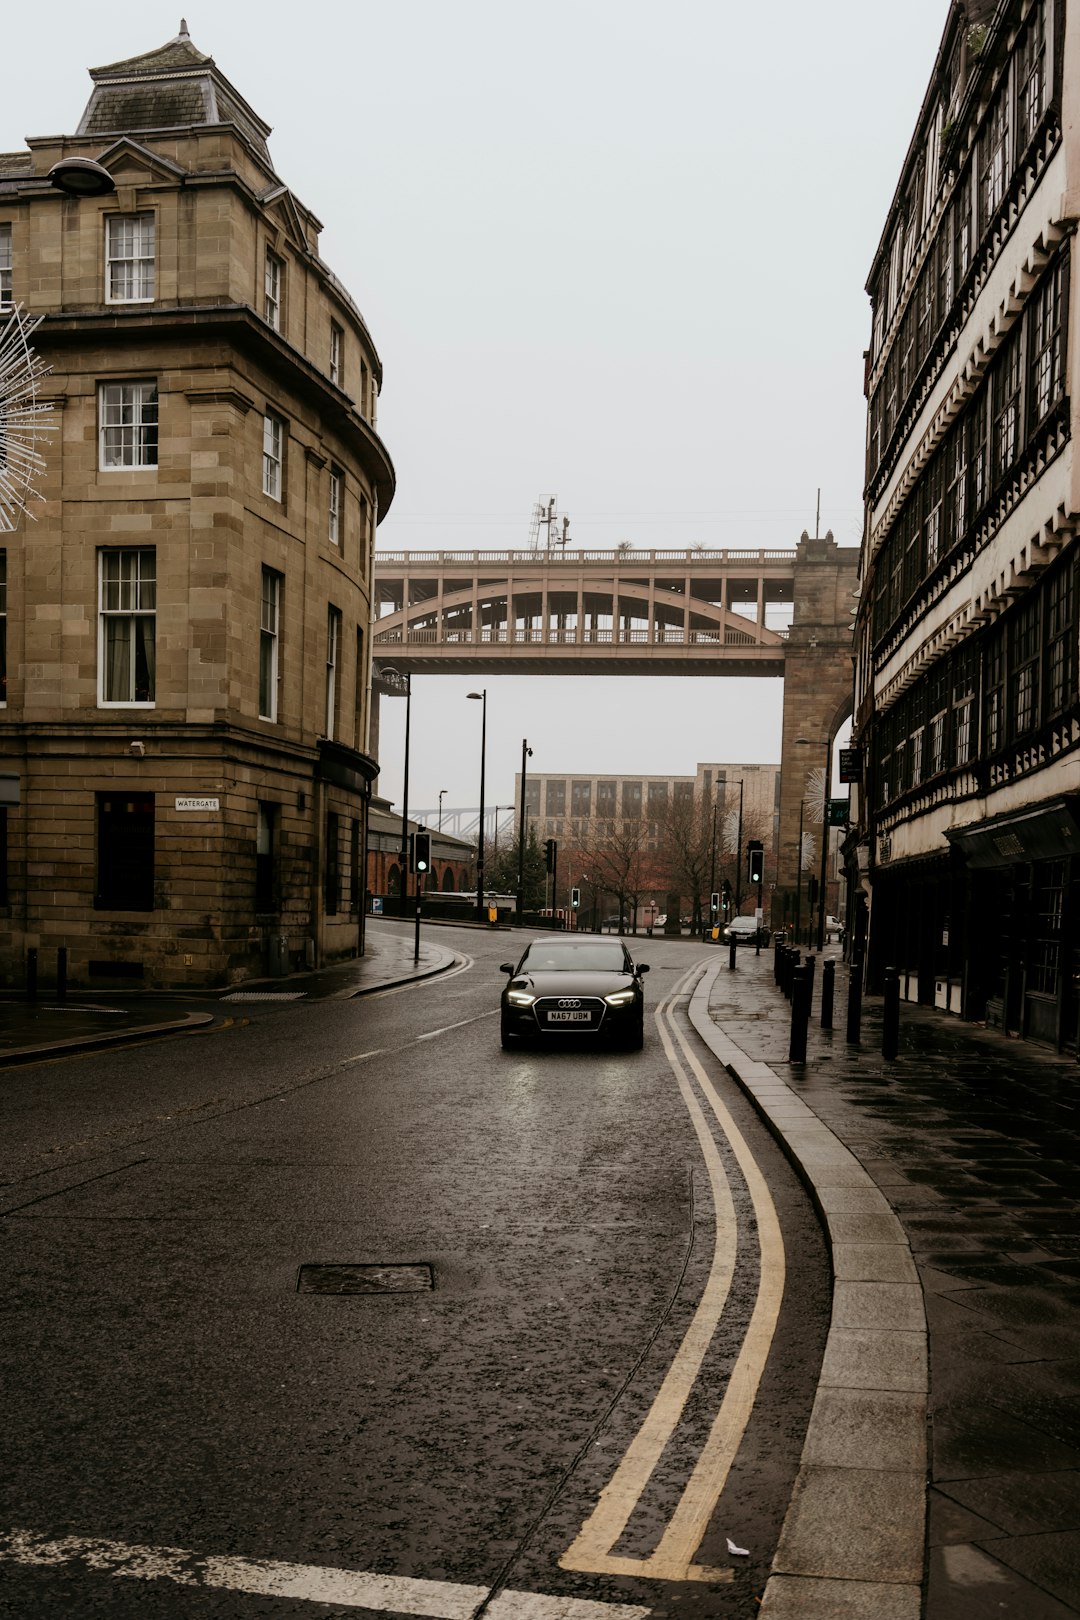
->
0, 1530, 651, 1618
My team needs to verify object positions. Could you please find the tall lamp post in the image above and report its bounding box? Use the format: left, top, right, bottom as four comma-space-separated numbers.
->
381, 666, 411, 908
467, 690, 487, 922
517, 739, 533, 927
795, 735, 832, 951
708, 796, 718, 937
817, 737, 832, 953
794, 794, 805, 946
438, 789, 447, 833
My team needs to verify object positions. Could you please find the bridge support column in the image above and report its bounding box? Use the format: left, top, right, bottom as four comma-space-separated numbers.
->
777, 535, 858, 930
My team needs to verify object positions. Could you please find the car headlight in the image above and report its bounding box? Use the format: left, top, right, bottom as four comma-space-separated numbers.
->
604, 988, 637, 1006
507, 989, 536, 1006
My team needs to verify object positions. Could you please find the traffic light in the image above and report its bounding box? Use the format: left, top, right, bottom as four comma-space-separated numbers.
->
747, 839, 764, 886
710, 891, 720, 914
721, 880, 732, 915
571, 886, 581, 909
412, 831, 431, 873
545, 838, 557, 872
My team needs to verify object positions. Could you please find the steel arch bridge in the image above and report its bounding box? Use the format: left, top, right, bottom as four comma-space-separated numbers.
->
371, 535, 860, 907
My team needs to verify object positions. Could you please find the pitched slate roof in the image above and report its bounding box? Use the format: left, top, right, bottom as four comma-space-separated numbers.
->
77, 20, 273, 166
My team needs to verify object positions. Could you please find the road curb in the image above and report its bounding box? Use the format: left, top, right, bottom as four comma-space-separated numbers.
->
0, 1011, 216, 1067
688, 961, 927, 1620
340, 948, 460, 998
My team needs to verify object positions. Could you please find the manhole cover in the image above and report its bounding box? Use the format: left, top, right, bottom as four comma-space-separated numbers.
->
220, 992, 307, 1002
297, 1264, 434, 1295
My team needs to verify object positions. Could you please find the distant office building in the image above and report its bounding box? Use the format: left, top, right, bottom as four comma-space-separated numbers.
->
519, 763, 779, 851
0, 27, 394, 987
852, 0, 1079, 1046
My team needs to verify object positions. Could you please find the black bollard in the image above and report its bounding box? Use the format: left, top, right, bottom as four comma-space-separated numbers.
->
784, 946, 799, 1000
56, 946, 68, 1002
821, 958, 835, 1029
789, 963, 812, 1063
773, 936, 781, 984
846, 952, 863, 1045
882, 965, 900, 1060
729, 936, 737, 971
26, 947, 38, 1002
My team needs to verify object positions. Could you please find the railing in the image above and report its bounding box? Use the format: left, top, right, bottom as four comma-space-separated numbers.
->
375, 547, 800, 566
373, 624, 790, 647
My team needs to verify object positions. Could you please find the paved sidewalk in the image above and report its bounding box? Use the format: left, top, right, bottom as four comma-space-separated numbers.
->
694, 945, 1080, 1620
0, 921, 457, 1064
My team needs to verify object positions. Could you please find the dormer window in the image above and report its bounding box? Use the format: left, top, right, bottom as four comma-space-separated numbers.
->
105, 214, 155, 303
264, 249, 283, 331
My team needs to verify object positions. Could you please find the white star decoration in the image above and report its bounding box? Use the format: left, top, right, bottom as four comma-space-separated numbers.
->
0, 304, 54, 532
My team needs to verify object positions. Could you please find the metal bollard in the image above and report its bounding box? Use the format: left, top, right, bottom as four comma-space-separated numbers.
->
821, 958, 835, 1029
882, 965, 900, 1060
773, 937, 781, 984
784, 946, 799, 1000
729, 936, 737, 971
56, 946, 68, 1002
26, 947, 38, 1002
789, 963, 812, 1062
846, 952, 863, 1045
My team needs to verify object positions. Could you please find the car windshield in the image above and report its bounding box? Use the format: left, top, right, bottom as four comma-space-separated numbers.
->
519, 943, 628, 973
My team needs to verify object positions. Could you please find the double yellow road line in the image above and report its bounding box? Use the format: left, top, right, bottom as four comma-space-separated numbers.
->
561, 963, 786, 1584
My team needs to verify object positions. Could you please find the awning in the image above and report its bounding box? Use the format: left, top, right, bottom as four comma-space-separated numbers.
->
945, 797, 1080, 868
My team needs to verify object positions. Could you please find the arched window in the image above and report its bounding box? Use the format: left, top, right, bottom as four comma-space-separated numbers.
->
387, 862, 401, 896
443, 869, 455, 892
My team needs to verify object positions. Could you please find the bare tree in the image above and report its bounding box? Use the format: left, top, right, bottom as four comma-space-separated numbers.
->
574, 816, 652, 929
657, 793, 713, 932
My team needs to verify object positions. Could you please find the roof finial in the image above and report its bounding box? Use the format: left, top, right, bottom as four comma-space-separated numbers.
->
179, 17, 190, 37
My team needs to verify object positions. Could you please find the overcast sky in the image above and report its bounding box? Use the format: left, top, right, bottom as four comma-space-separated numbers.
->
6, 0, 949, 818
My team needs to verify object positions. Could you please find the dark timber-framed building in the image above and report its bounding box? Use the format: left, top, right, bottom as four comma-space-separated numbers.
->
0, 26, 394, 988
851, 0, 1080, 1046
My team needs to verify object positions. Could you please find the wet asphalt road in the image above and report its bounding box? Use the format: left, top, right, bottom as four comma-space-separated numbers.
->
0, 925, 829, 1619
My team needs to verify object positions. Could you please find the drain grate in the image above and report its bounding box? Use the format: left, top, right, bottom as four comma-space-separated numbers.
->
297, 1263, 434, 1296
220, 992, 307, 1002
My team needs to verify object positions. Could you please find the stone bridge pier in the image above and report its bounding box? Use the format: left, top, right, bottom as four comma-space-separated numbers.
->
776, 535, 859, 933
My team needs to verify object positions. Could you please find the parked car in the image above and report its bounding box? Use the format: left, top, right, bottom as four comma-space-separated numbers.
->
499, 937, 649, 1050
824, 914, 844, 943
723, 915, 766, 946
601, 914, 629, 931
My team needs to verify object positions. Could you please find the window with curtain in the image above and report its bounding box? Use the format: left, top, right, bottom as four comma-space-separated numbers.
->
99, 381, 158, 469
259, 568, 281, 720
99, 549, 155, 704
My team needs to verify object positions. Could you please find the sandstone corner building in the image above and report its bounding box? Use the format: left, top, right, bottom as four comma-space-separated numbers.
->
851, 0, 1080, 1048
0, 26, 394, 989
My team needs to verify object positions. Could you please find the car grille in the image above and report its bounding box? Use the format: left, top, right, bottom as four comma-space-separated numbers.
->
533, 995, 607, 1032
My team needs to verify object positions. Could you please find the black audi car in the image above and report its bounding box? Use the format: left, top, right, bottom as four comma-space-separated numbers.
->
499, 937, 649, 1050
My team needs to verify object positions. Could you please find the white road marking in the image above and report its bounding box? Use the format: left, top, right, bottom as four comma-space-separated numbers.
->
561, 959, 786, 1583
416, 1011, 498, 1040
0, 1530, 651, 1619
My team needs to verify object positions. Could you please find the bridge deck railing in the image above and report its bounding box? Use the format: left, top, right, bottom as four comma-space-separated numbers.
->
375, 548, 799, 566
373, 624, 781, 647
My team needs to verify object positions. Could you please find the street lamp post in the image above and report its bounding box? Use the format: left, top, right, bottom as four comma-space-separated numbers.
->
381, 664, 420, 961
467, 691, 487, 922
795, 735, 832, 951
817, 739, 832, 953
517, 739, 533, 927
795, 795, 805, 945
381, 667, 411, 907
438, 789, 447, 833
708, 797, 718, 937
735, 778, 745, 911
